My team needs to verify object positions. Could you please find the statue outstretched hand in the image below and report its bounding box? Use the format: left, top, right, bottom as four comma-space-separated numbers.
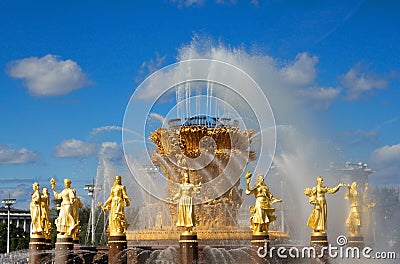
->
271, 197, 283, 204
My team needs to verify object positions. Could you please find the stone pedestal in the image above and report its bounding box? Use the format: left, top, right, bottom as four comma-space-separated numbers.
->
348, 235, 364, 248
310, 233, 329, 264
310, 233, 329, 247
29, 235, 47, 264
55, 235, 74, 264
179, 232, 199, 264
108, 235, 128, 264
45, 238, 52, 250
250, 232, 269, 264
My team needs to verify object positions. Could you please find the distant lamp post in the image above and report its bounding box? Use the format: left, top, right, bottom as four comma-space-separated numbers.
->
2, 195, 16, 254
85, 178, 100, 245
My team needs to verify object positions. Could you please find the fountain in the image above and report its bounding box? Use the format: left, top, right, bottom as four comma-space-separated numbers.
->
25, 56, 398, 263
118, 59, 292, 264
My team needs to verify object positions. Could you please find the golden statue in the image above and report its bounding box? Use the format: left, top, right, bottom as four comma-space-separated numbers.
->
245, 171, 282, 234
40, 187, 52, 238
362, 182, 375, 235
71, 191, 83, 241
173, 172, 201, 233
30, 182, 43, 235
101, 176, 131, 236
50, 178, 78, 236
345, 181, 375, 237
304, 176, 345, 235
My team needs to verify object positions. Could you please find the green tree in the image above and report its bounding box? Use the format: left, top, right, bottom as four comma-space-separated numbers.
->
0, 222, 29, 253
78, 204, 140, 246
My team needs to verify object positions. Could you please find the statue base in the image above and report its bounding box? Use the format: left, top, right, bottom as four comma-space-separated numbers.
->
348, 235, 364, 248
310, 232, 329, 247
251, 232, 269, 264
108, 235, 128, 264
310, 232, 329, 263
179, 231, 199, 264
55, 235, 74, 264
29, 235, 47, 264
45, 238, 52, 250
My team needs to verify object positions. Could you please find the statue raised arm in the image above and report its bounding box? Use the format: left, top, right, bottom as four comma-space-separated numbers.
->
245, 171, 282, 234
304, 176, 345, 235
50, 178, 77, 236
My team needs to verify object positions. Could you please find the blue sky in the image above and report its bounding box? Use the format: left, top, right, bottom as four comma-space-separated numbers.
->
0, 0, 399, 209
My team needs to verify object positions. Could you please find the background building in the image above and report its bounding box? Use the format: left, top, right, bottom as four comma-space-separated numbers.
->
0, 207, 31, 234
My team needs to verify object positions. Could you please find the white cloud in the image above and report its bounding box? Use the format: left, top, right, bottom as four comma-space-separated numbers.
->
170, 0, 204, 7
370, 144, 400, 166
0, 145, 40, 164
90, 125, 143, 140
340, 63, 388, 100
280, 52, 318, 86
0, 184, 32, 208
91, 126, 124, 135
216, 0, 238, 4
99, 142, 123, 161
7, 54, 90, 97
370, 144, 400, 185
250, 0, 259, 6
298, 86, 341, 110
135, 52, 167, 84
53, 139, 98, 158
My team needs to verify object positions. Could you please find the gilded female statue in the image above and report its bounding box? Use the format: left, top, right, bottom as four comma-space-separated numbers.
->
245, 171, 282, 233
362, 182, 375, 233
30, 182, 43, 235
71, 190, 83, 240
173, 172, 201, 232
40, 188, 52, 237
101, 176, 131, 236
345, 181, 375, 237
50, 178, 77, 236
344, 182, 362, 236
304, 176, 345, 235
